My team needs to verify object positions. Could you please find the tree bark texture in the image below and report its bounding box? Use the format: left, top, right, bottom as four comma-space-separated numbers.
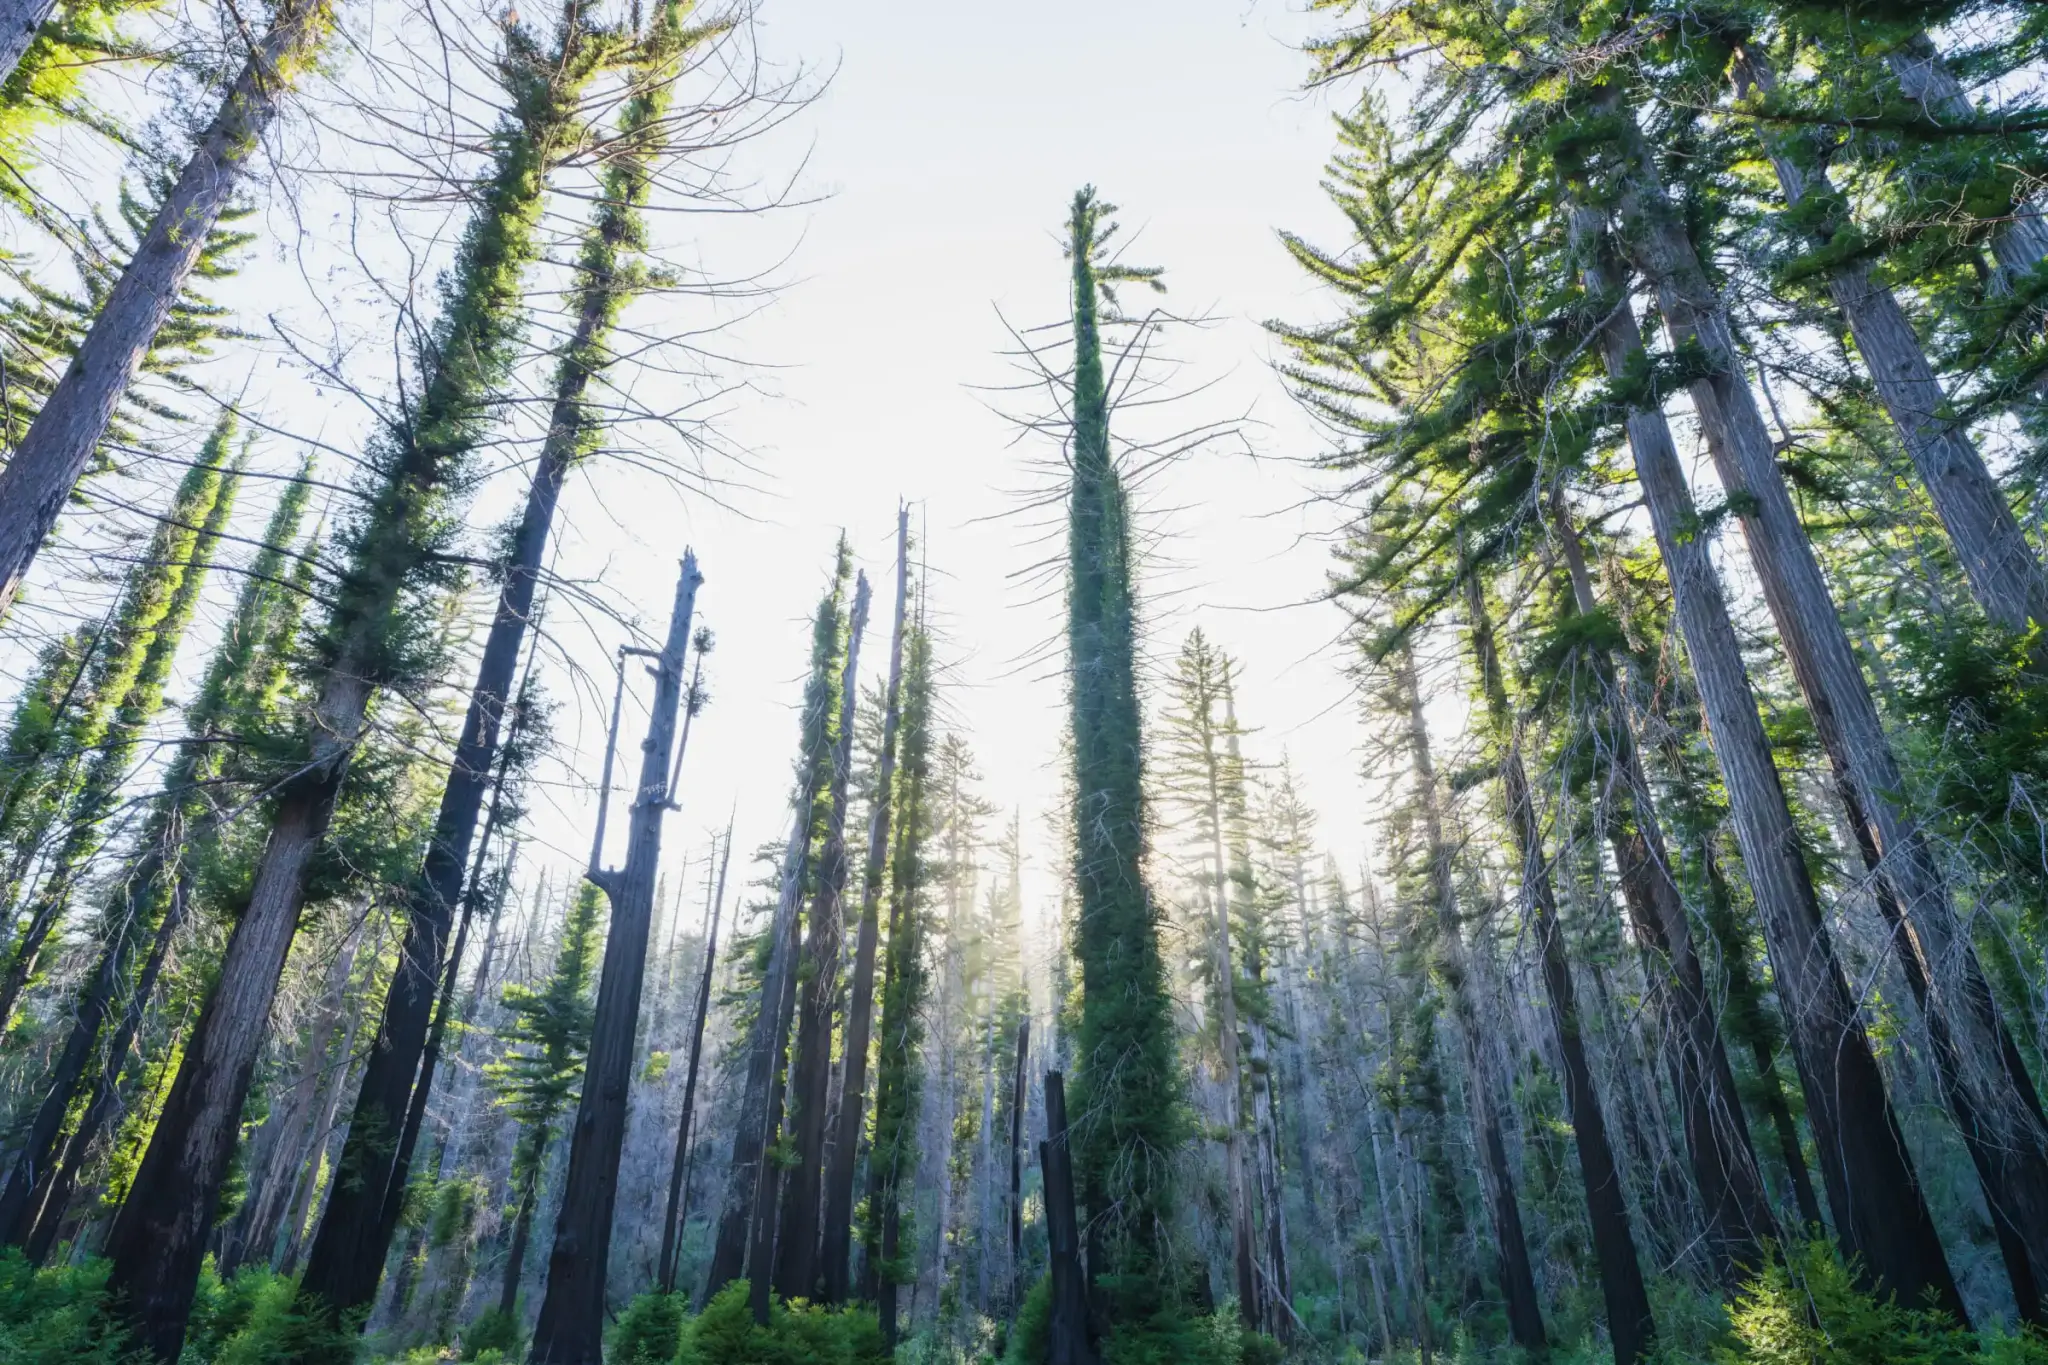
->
1572, 205, 1963, 1319
1605, 99, 2047, 1319
1733, 47, 2048, 638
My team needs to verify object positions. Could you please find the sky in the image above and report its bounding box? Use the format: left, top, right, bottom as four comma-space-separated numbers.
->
5, 0, 1389, 945
558, 0, 1379, 925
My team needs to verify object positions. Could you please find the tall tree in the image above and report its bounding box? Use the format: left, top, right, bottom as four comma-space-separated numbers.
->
867, 618, 934, 1349
0, 0, 337, 617
1061, 186, 1182, 1332
1158, 629, 1259, 1326
705, 539, 852, 1299
99, 10, 623, 1351
0, 428, 239, 1031
1461, 559, 1654, 1363
773, 570, 870, 1302
296, 3, 719, 1319
819, 506, 911, 1304
528, 552, 701, 1364
0, 445, 305, 1256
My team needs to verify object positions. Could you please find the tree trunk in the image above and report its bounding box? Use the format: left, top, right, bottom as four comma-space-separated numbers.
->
0, 0, 333, 618
1606, 97, 2048, 1318
1571, 203, 1963, 1319
1204, 755, 1258, 1326
1732, 47, 2048, 639
1393, 637, 1548, 1353
1463, 564, 1654, 1362
0, 0, 56, 94
499, 1149, 543, 1317
103, 703, 362, 1361
298, 329, 580, 1321
527, 553, 700, 1365
774, 575, 871, 1302
1008, 1018, 1029, 1312
1548, 497, 1777, 1279
820, 508, 910, 1304
1885, 35, 2048, 285
658, 831, 729, 1293
1041, 1070, 1094, 1365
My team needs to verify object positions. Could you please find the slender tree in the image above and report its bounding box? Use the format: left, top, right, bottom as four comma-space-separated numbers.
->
0, 0, 337, 617
819, 505, 911, 1304
0, 430, 238, 1031
705, 539, 852, 1299
1061, 186, 1182, 1329
296, 3, 720, 1318
868, 618, 934, 1349
773, 571, 870, 1303
1462, 558, 1653, 1363
99, 10, 623, 1351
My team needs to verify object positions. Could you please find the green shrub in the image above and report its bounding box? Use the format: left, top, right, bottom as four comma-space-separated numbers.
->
611, 1291, 687, 1364
459, 1308, 520, 1361
1717, 1241, 2039, 1365
1003, 1275, 1049, 1365
0, 1249, 142, 1364
681, 1281, 886, 1365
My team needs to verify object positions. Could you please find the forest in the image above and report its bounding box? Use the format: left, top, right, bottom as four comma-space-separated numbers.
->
0, 0, 2045, 1359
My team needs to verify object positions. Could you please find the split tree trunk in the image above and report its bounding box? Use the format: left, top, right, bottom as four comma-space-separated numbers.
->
819, 508, 911, 1304
528, 553, 700, 1365
774, 576, 871, 1301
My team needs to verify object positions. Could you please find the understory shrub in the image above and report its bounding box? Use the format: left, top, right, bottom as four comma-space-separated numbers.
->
681, 1281, 887, 1365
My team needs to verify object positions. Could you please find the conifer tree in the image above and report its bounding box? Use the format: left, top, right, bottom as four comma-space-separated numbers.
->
867, 618, 934, 1349
820, 506, 912, 1304
98, 8, 626, 1350
1461, 560, 1653, 1363
1060, 186, 1182, 1335
0, 0, 338, 616
0, 445, 309, 1260
298, 3, 723, 1319
0, 429, 238, 1031
707, 539, 852, 1300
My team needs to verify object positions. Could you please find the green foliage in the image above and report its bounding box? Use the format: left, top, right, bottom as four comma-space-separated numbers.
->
680, 1282, 886, 1365
1061, 185, 1184, 1324
459, 1307, 520, 1360
611, 1291, 688, 1364
184, 1260, 359, 1365
0, 1250, 141, 1364
1714, 1242, 2044, 1365
488, 878, 603, 1137
1003, 1275, 1051, 1365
